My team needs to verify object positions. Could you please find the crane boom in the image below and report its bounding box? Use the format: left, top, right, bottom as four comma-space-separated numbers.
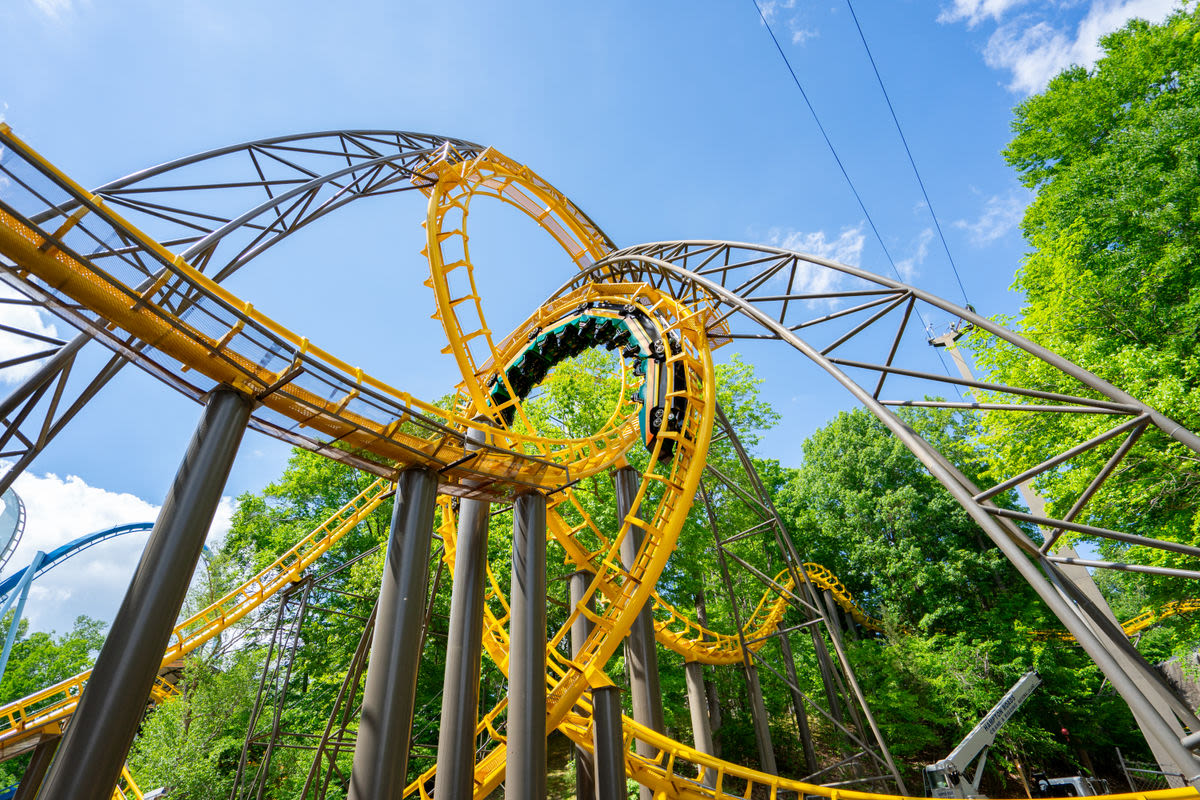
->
925, 671, 1041, 798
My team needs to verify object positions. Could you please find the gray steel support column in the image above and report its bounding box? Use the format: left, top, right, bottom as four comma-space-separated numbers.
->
1044, 561, 1189, 787
614, 465, 664, 800
347, 467, 438, 800
507, 491, 547, 799
704, 677, 723, 748
779, 631, 817, 775
434, 426, 491, 800
695, 589, 723, 752
743, 661, 778, 775
806, 583, 845, 725
14, 733, 61, 800
570, 570, 597, 800
823, 590, 847, 634
592, 685, 627, 800
684, 660, 717, 787
39, 387, 250, 800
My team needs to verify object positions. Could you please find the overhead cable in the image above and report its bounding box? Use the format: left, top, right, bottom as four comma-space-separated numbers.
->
844, 0, 971, 307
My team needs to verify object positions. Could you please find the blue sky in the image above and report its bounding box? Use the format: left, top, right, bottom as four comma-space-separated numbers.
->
0, 0, 1183, 633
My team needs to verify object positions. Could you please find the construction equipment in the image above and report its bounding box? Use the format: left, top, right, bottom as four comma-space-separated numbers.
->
1033, 773, 1111, 797
925, 671, 1043, 798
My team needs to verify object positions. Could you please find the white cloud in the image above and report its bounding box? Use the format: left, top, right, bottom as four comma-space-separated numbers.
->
757, 0, 819, 46
945, 0, 1181, 94
1, 468, 234, 635
30, 0, 75, 21
770, 225, 865, 266
792, 27, 819, 45
758, 0, 796, 24
764, 225, 866, 297
0, 283, 61, 385
938, 0, 1033, 27
896, 228, 934, 282
955, 190, 1030, 245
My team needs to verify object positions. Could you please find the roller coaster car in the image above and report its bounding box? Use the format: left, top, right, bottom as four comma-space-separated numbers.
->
486, 302, 688, 460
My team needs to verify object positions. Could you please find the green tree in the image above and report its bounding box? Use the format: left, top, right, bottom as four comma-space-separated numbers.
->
0, 615, 106, 789
772, 408, 1152, 787
972, 7, 1200, 614
0, 615, 105, 705
775, 408, 1024, 632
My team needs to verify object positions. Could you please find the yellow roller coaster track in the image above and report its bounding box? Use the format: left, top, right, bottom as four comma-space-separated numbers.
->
0, 125, 1194, 800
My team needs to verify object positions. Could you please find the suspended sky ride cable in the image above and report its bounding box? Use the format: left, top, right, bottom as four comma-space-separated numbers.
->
749, 0, 962, 392
748, 0, 908, 287
844, 0, 972, 308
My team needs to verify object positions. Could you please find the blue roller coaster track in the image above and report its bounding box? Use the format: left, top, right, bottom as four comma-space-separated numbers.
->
0, 521, 156, 689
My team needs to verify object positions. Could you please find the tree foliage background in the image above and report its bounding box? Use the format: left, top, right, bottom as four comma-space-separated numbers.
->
4, 8, 1200, 798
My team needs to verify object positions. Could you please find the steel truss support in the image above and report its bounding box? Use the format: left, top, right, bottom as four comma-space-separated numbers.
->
684, 660, 718, 787
435, 427, 490, 800
0, 129, 487, 503
576, 242, 1200, 790
39, 387, 251, 800
507, 491, 548, 799
228, 515, 445, 800
591, 683, 627, 800
228, 532, 394, 799
233, 575, 316, 798
13, 729, 60, 800
700, 403, 908, 793
778, 632, 818, 775
569, 570, 597, 800
348, 468, 438, 800
614, 464, 665, 800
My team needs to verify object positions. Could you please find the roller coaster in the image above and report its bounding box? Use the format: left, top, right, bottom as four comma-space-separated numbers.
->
0, 125, 1198, 800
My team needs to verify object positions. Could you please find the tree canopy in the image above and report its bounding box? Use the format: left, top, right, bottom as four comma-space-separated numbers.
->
972, 6, 1200, 617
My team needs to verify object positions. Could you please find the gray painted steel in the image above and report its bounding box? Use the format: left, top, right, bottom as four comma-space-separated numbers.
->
584, 247, 1200, 789
14, 733, 60, 800
347, 468, 438, 800
743, 662, 778, 775
435, 427, 491, 800
38, 388, 250, 800
779, 632, 818, 775
614, 465, 664, 800
569, 570, 597, 800
591, 686, 627, 800
684, 661, 717, 786
507, 491, 548, 799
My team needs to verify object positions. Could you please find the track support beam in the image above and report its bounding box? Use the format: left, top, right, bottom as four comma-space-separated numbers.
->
435, 427, 490, 800
14, 730, 60, 800
615, 465, 664, 800
591, 684, 627, 800
347, 467, 438, 800
569, 570, 597, 800
38, 387, 251, 800
507, 491, 547, 799
684, 660, 717, 787
744, 661, 778, 775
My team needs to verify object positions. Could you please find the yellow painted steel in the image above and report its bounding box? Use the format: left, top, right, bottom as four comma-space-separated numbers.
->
420, 146, 613, 419
0, 477, 391, 750
1034, 598, 1200, 642
112, 765, 144, 800
0, 127, 1193, 800
403, 283, 716, 799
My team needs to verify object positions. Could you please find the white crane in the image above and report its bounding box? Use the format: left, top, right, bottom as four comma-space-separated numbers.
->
924, 671, 1042, 798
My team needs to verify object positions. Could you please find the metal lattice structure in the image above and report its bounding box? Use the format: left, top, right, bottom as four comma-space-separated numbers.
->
0, 124, 1197, 800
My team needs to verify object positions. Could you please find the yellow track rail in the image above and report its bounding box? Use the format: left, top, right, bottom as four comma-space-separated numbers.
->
0, 478, 391, 749
0, 127, 1193, 800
